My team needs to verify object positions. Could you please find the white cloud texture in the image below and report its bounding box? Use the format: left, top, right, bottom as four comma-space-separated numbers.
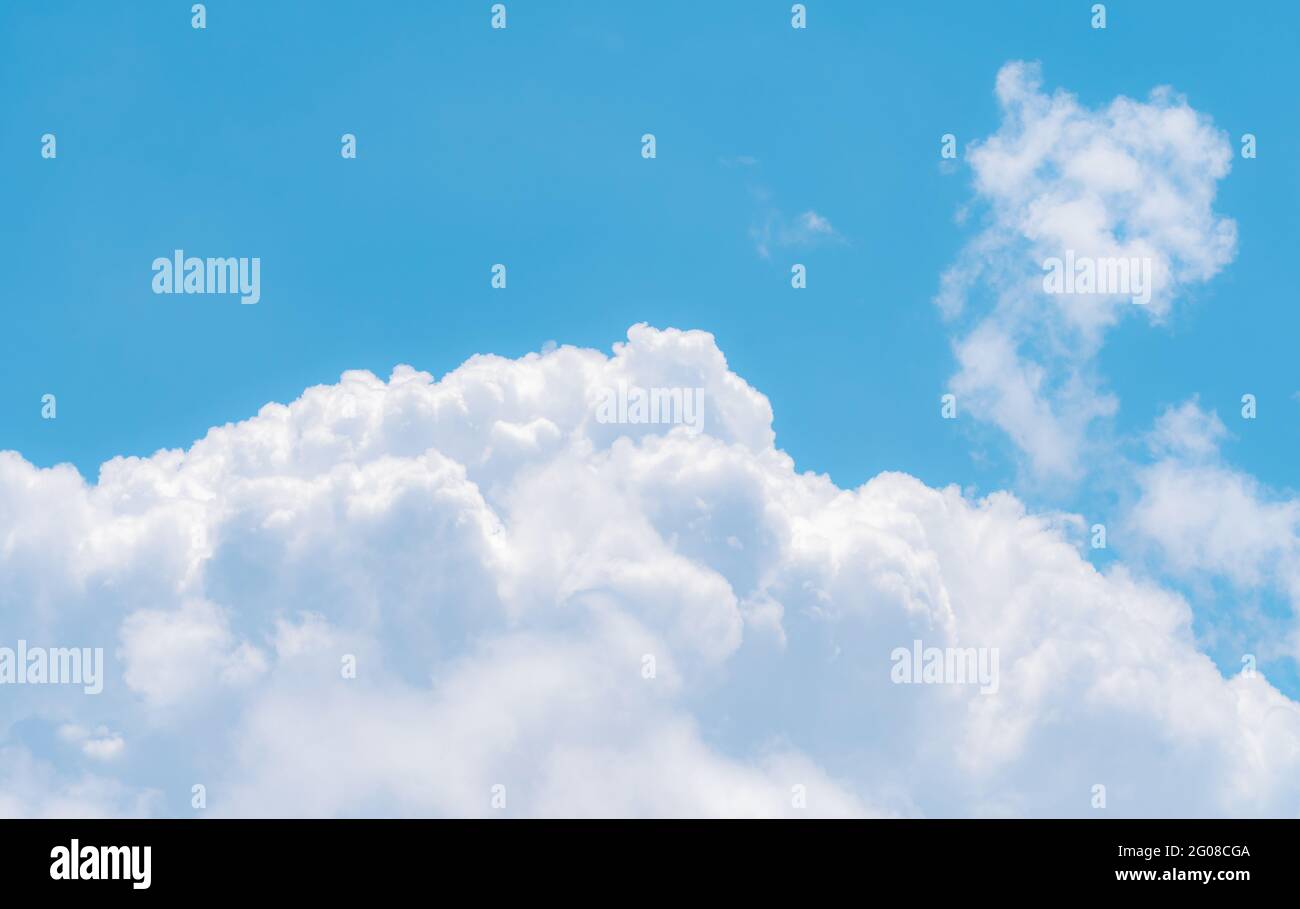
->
2, 325, 1298, 817
1129, 400, 1300, 614
937, 62, 1237, 481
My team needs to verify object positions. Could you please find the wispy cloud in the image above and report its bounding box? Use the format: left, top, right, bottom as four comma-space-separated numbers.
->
750, 207, 844, 259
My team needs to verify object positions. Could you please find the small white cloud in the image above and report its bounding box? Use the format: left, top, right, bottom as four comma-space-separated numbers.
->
750, 208, 843, 259
58, 725, 126, 762
1147, 397, 1228, 460
794, 210, 834, 236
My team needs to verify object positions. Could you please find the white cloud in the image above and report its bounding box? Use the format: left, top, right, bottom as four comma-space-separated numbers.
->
793, 210, 835, 237
750, 207, 843, 259
936, 62, 1237, 480
1147, 396, 1228, 461
58, 724, 125, 761
1, 326, 1298, 817
1128, 400, 1300, 605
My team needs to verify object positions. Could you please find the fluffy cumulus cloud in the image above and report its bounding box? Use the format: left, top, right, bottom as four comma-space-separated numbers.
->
2, 325, 1298, 818
936, 61, 1237, 481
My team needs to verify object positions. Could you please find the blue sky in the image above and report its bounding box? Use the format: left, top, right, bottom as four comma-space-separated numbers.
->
5, 0, 1294, 492
3, 2, 1300, 817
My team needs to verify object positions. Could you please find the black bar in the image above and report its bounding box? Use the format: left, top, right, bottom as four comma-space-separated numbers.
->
0, 819, 1284, 895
